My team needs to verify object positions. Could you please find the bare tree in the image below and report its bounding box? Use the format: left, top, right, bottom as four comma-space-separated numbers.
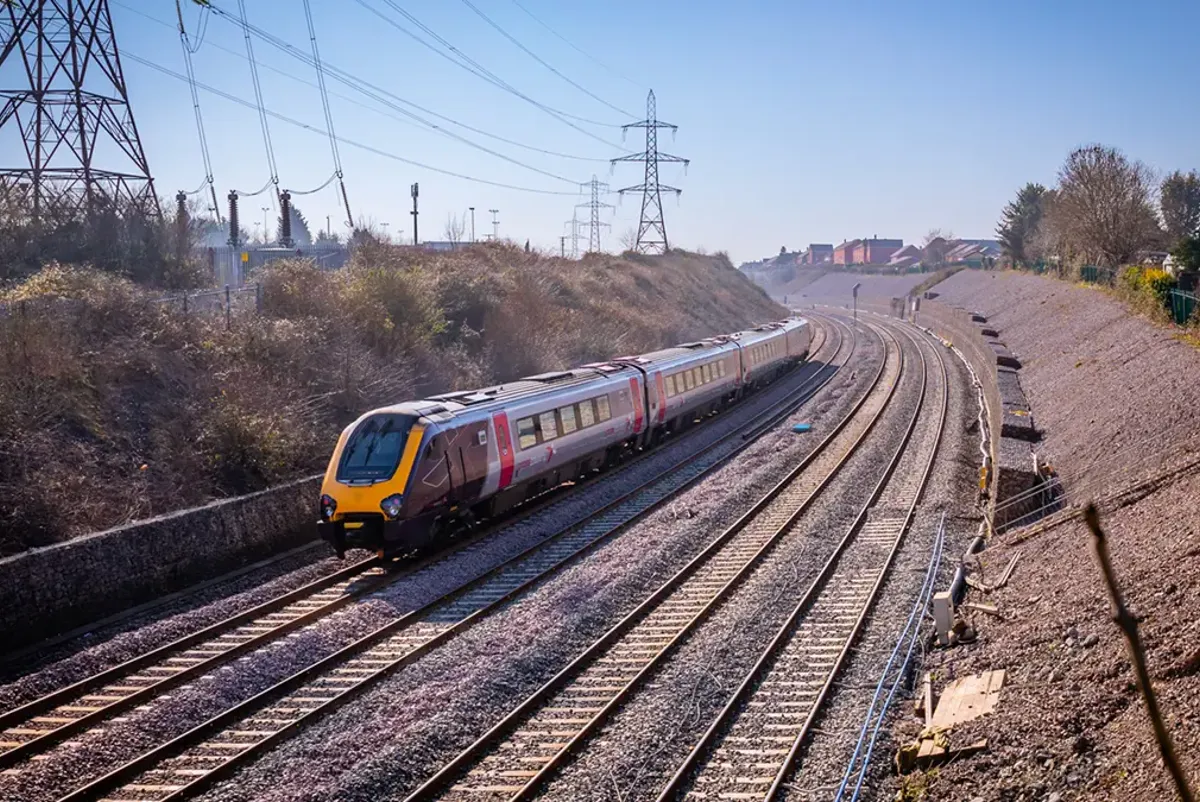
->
922, 228, 955, 246
922, 228, 955, 267
1050, 145, 1161, 267
443, 212, 466, 246
618, 227, 638, 252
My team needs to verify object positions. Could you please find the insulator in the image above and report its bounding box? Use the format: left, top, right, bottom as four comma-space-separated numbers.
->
280, 190, 293, 246
228, 191, 240, 247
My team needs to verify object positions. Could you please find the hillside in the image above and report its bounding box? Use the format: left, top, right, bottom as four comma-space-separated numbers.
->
0, 244, 784, 554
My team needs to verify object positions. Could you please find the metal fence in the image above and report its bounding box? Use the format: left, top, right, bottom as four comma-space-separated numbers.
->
1169, 288, 1198, 326
154, 284, 262, 330
1080, 264, 1118, 285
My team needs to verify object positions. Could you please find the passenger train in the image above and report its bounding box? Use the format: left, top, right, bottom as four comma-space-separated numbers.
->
317, 317, 812, 558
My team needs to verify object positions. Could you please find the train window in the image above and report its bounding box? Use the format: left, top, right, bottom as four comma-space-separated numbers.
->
683, 370, 694, 391
516, 417, 538, 449
336, 413, 417, 483
579, 400, 596, 428
665, 374, 676, 397
718, 360, 726, 377
596, 395, 611, 421
702, 363, 711, 383
691, 367, 701, 387
559, 406, 578, 434
539, 411, 559, 441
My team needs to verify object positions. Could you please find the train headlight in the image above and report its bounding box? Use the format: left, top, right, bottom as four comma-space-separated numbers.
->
380, 494, 404, 519
319, 494, 337, 521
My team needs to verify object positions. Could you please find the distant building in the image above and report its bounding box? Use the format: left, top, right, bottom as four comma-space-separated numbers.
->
804, 244, 834, 264
852, 238, 904, 265
887, 244, 924, 270
833, 239, 861, 265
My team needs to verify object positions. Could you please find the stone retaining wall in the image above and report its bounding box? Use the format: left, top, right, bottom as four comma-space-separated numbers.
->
0, 475, 321, 649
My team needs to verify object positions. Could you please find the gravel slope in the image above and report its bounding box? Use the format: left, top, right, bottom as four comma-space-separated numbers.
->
896, 270, 1200, 802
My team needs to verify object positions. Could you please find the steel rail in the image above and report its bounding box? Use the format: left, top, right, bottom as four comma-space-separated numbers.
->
655, 316, 948, 802
2, 321, 838, 771
403, 322, 902, 802
57, 317, 857, 802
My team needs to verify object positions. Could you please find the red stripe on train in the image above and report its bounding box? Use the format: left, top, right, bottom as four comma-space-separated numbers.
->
493, 411, 515, 490
629, 376, 645, 433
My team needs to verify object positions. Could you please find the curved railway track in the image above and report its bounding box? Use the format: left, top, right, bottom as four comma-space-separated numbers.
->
655, 316, 949, 802
401, 322, 906, 802
0, 324, 845, 781
42, 316, 868, 802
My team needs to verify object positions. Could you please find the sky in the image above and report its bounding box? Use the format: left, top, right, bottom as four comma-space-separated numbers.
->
14, 0, 1200, 264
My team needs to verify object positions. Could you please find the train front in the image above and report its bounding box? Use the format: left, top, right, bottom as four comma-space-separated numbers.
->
316, 408, 426, 558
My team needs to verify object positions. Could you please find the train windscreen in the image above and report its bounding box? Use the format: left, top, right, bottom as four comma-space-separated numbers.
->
336, 413, 418, 483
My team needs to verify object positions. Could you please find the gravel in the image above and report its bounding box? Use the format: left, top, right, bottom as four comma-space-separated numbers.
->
525, 319, 941, 802
885, 270, 1200, 802
0, 318, 866, 801
0, 545, 373, 709
178, 320, 892, 802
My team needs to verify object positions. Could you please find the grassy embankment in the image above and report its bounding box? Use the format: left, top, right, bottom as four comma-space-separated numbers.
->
0, 243, 784, 554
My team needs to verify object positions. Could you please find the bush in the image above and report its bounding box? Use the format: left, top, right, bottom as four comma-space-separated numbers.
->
1118, 265, 1176, 319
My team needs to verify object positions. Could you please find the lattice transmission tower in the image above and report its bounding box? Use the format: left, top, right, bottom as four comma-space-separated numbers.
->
577, 175, 613, 254
611, 90, 688, 255
0, 0, 158, 221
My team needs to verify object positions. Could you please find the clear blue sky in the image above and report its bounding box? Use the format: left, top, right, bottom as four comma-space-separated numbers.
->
78, 0, 1200, 262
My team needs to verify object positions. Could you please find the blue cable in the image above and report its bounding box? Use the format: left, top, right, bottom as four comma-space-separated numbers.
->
833, 511, 946, 801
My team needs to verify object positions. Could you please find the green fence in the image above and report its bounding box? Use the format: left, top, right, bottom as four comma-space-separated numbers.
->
1080, 265, 1117, 284
1170, 289, 1198, 326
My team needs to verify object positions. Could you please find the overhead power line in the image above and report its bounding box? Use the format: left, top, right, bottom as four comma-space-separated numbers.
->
362, 0, 625, 137
458, 0, 632, 118
124, 53, 597, 197
235, 0, 281, 207
113, 2, 610, 164
299, 0, 353, 227
507, 0, 642, 88
174, 0, 221, 221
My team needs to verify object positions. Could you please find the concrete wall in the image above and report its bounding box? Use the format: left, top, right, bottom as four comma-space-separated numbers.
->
0, 475, 322, 649
916, 300, 1041, 530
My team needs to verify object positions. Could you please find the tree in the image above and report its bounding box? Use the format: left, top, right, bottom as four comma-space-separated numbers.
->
922, 228, 955, 267
1051, 144, 1160, 267
996, 183, 1047, 267
1160, 170, 1200, 248
443, 212, 466, 245
1171, 235, 1200, 273
277, 202, 313, 246
618, 227, 637, 252
315, 228, 341, 245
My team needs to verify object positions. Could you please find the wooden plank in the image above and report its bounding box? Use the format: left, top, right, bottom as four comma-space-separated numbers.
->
922, 672, 934, 726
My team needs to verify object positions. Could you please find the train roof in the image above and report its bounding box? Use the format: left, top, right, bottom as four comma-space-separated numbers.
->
616, 337, 734, 367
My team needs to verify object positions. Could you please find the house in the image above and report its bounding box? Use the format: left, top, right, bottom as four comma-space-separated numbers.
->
833, 239, 861, 265
804, 244, 834, 264
887, 244, 923, 270
852, 237, 904, 265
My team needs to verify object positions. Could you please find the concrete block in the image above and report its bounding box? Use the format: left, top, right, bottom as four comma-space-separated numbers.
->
934, 591, 955, 646
980, 328, 999, 338
1001, 407, 1039, 442
971, 312, 988, 323
990, 342, 1022, 370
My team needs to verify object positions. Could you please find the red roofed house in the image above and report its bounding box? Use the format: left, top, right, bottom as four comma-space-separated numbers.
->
833, 239, 861, 265
852, 238, 904, 265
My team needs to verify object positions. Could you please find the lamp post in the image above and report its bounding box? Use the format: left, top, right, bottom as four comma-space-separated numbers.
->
852, 282, 861, 321
261, 206, 270, 243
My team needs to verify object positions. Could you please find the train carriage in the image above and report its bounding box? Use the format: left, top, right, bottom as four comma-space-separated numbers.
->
613, 338, 742, 442
317, 365, 643, 557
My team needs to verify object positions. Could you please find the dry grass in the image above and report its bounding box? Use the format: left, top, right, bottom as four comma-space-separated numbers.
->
0, 245, 783, 554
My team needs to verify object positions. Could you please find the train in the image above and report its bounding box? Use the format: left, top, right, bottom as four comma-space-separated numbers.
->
316, 317, 813, 558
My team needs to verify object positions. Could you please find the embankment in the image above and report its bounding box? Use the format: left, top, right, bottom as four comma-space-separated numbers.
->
895, 269, 1200, 802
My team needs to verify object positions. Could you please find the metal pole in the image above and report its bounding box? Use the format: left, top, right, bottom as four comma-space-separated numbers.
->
560, 236, 566, 258
224, 284, 231, 331
261, 206, 270, 241
469, 206, 475, 243
411, 183, 419, 245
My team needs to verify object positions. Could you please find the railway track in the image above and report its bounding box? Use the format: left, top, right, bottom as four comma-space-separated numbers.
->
401, 322, 906, 802
46, 316, 866, 802
0, 323, 845, 782
655, 317, 949, 802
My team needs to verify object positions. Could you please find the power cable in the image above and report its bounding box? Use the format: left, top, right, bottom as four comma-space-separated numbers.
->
507, 0, 641, 88
196, 4, 584, 184
364, 0, 624, 136
299, 0, 353, 227
235, 0, 281, 209
457, 0, 632, 118
113, 1, 610, 163
124, 53, 598, 196
174, 0, 222, 222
